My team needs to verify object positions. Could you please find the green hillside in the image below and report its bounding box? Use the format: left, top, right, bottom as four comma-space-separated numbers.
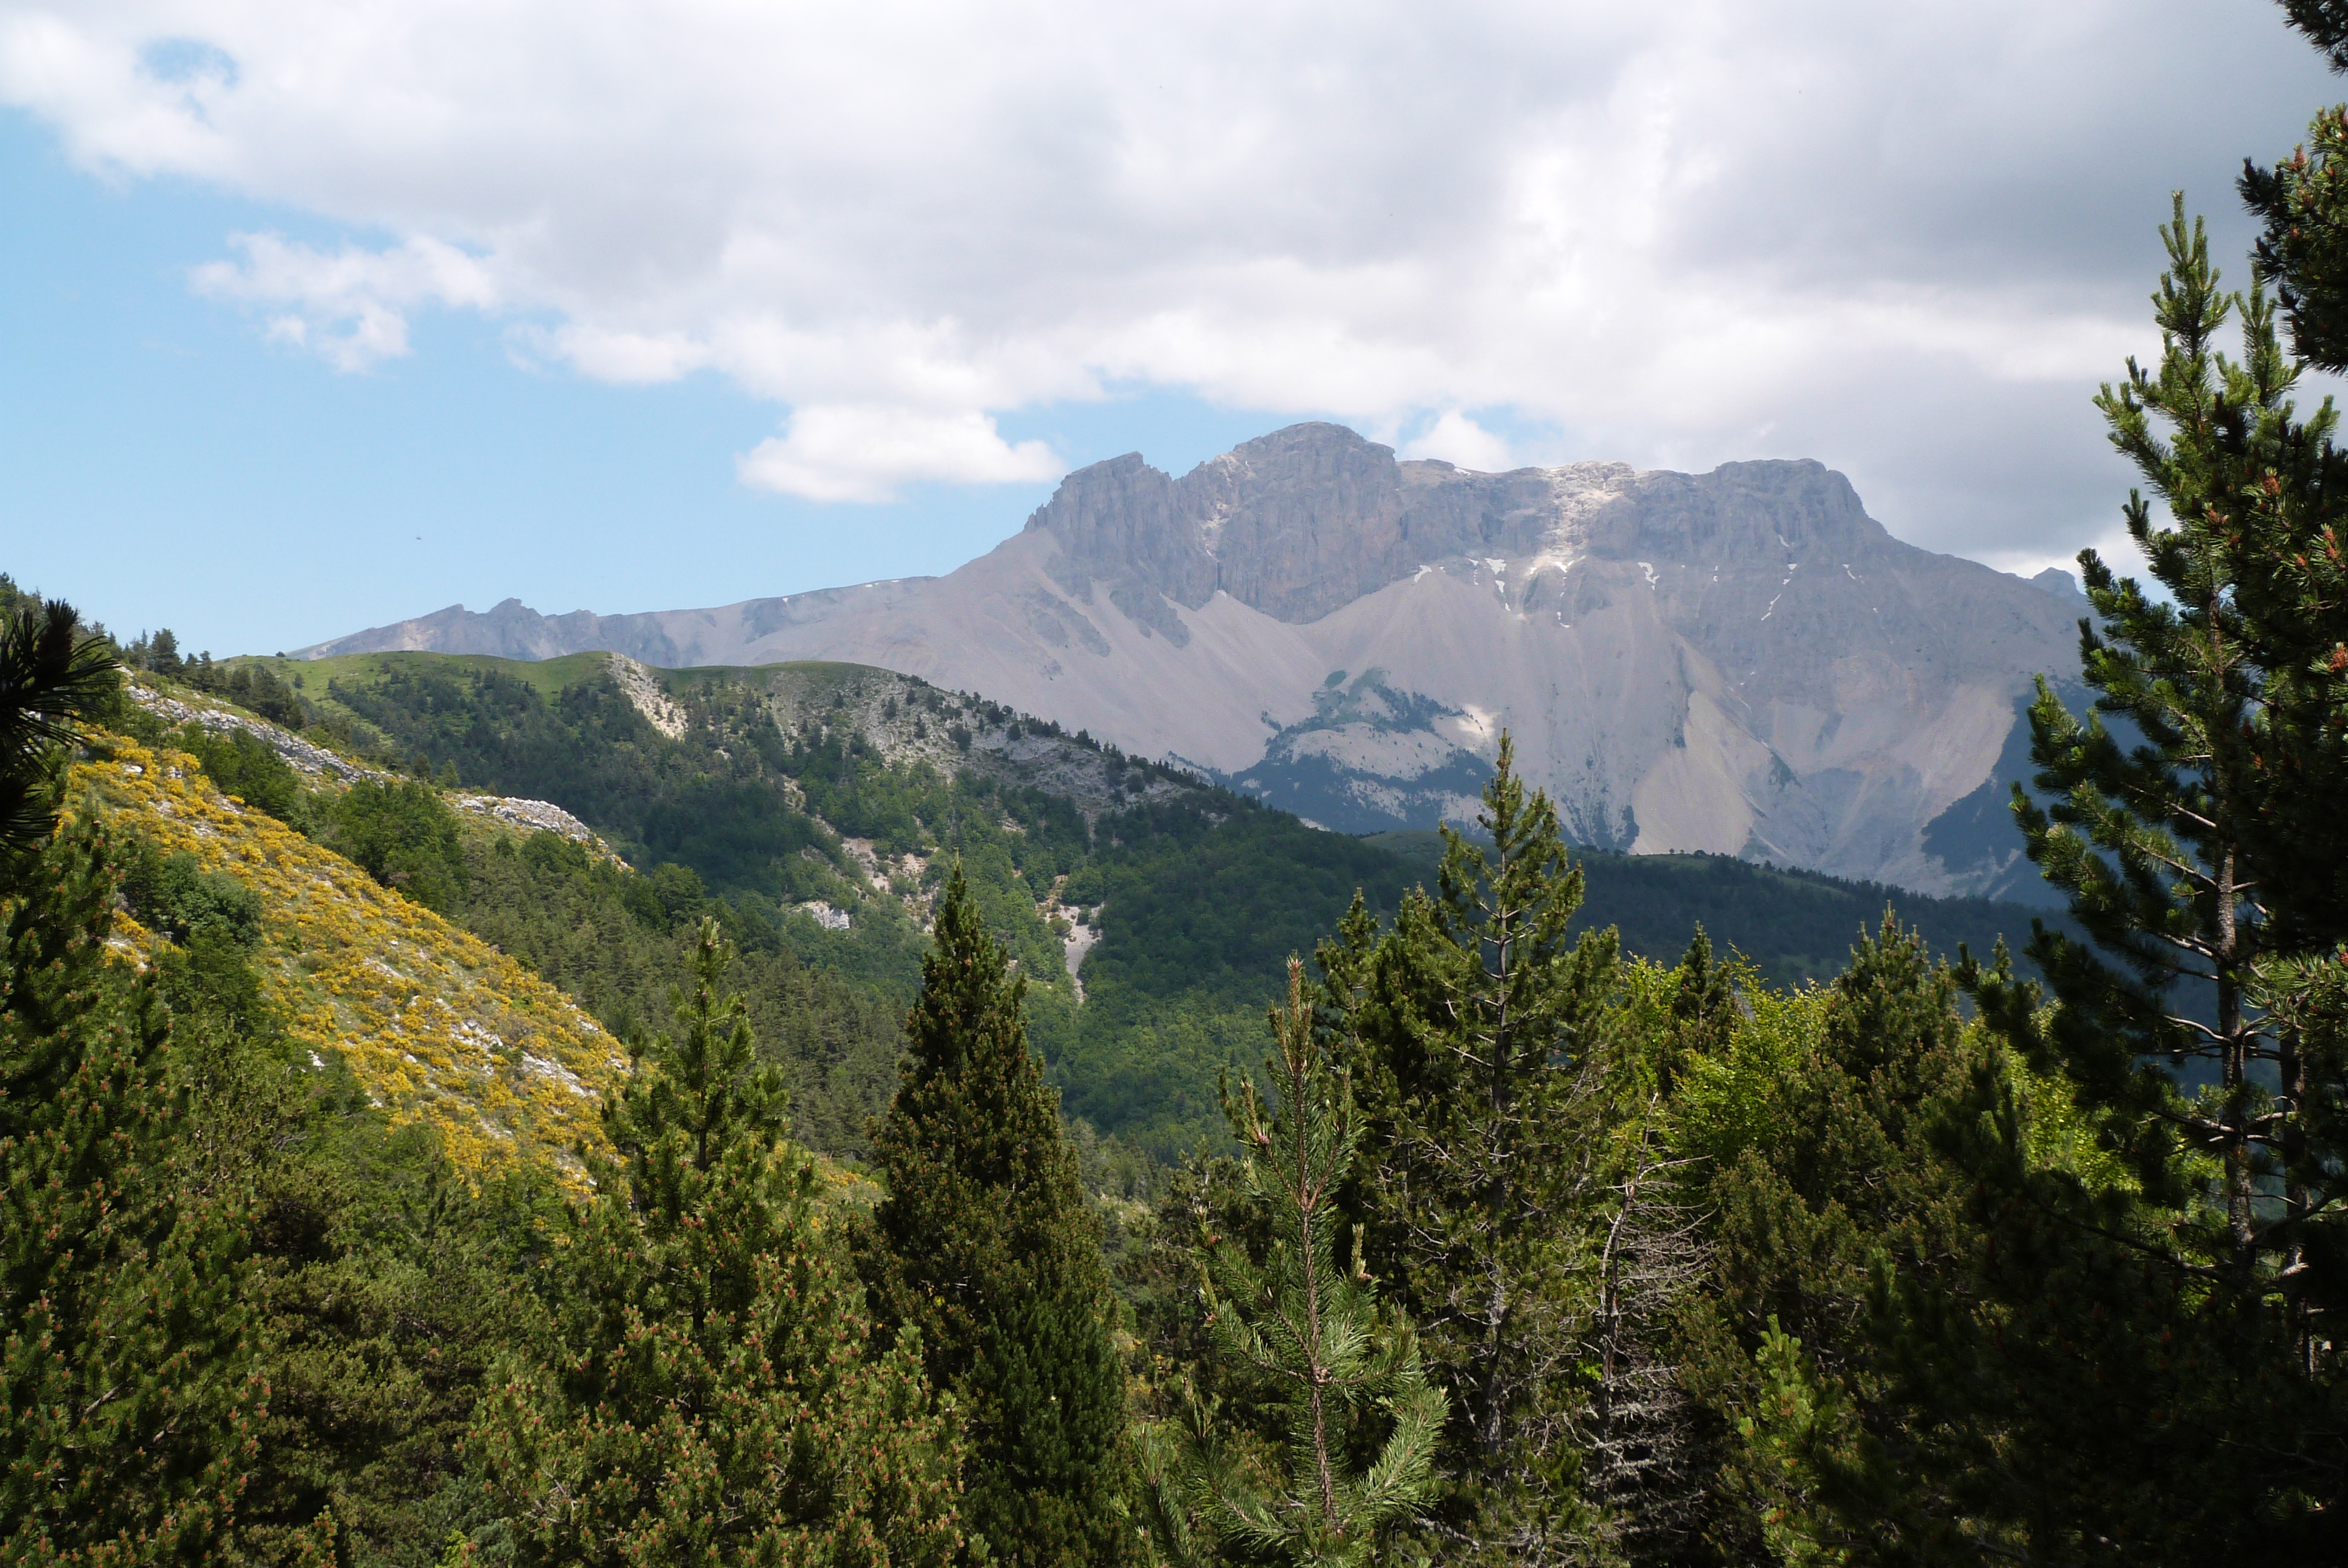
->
158, 646, 2065, 1159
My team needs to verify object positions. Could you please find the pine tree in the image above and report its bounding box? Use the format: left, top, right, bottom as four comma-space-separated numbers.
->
863, 870, 1126, 1568
472, 918, 961, 1567
1682, 918, 2346, 1557
2234, 6, 2348, 1342
1657, 926, 1736, 1099
1577, 937, 1720, 1564
1677, 918, 2003, 1561
0, 811, 263, 1562
0, 594, 117, 873
2244, 2, 2348, 369
1177, 960, 1442, 1567
1970, 197, 2348, 1311
1319, 733, 1620, 1557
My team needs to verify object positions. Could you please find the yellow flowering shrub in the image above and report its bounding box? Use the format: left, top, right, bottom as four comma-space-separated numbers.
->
76, 738, 627, 1189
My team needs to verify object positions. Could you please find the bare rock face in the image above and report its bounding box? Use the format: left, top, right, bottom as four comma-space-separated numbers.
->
299, 424, 2087, 897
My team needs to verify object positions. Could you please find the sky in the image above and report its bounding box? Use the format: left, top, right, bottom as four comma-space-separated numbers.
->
5, 1, 2346, 657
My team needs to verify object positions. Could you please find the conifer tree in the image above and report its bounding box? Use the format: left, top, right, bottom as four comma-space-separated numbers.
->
1682, 917, 2346, 1555
2244, 2, 2348, 367
1679, 918, 1999, 1560
0, 639, 264, 1562
473, 918, 960, 1566
863, 870, 1126, 1568
1968, 198, 2348, 1308
1320, 734, 1620, 1556
1658, 926, 1736, 1098
0, 594, 116, 871
1177, 960, 1442, 1567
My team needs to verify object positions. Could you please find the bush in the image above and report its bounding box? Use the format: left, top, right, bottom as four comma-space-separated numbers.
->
122, 840, 265, 948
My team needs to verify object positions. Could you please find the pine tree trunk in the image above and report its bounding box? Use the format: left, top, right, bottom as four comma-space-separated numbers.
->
2282, 1023, 2313, 1375
2217, 844, 2256, 1280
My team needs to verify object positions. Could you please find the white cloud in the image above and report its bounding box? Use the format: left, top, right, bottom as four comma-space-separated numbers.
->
738, 407, 1062, 503
1404, 412, 1516, 473
191, 232, 500, 370
1, 0, 2339, 540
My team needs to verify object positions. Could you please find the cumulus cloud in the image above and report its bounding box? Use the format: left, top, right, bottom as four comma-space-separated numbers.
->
191, 232, 500, 370
1, 0, 2339, 538
738, 407, 1062, 503
1404, 413, 1516, 473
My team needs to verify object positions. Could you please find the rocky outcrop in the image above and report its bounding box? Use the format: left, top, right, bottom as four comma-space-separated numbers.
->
127, 681, 624, 861
610, 655, 688, 739
129, 682, 382, 783
449, 793, 606, 849
295, 424, 2089, 897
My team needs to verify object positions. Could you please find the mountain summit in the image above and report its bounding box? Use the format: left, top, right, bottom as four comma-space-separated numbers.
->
301, 424, 2082, 896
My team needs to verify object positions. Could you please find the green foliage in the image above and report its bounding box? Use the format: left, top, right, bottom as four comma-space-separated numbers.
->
1674, 918, 1991, 1557
1323, 735, 1620, 1557
1372, 832, 2065, 993
0, 809, 262, 1564
87, 812, 553, 1566
235, 1128, 567, 1568
1174, 961, 1442, 1567
121, 624, 185, 679
452, 830, 907, 1158
122, 838, 265, 948
1075, 802, 1412, 1020
864, 871, 1128, 1568
1980, 192, 2348, 1316
0, 594, 118, 865
471, 920, 962, 1566
2246, 2, 2348, 364
1730, 1321, 1848, 1568
274, 649, 2064, 1165
329, 779, 470, 914
1668, 914, 2347, 1559
180, 658, 311, 731
316, 658, 1075, 1009
1053, 1003, 1267, 1163
175, 723, 316, 829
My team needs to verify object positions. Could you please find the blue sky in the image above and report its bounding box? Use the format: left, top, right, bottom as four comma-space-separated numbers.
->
2, 107, 1324, 653
3, 1, 2340, 657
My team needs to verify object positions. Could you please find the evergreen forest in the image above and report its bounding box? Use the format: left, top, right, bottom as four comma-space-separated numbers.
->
14, 5, 2348, 1560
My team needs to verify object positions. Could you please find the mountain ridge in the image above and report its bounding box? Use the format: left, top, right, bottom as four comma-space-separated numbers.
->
297, 423, 2086, 897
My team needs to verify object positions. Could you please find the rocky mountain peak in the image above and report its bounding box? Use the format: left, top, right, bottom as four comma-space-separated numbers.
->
1023, 424, 1892, 626
1590, 459, 1887, 565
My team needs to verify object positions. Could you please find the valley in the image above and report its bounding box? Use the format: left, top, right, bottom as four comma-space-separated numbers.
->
153, 644, 2067, 1164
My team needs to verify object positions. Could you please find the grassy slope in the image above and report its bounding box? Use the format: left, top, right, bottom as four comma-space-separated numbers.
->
247, 650, 611, 708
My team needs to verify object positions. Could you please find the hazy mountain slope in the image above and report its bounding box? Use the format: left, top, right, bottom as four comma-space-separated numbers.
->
302, 424, 2090, 895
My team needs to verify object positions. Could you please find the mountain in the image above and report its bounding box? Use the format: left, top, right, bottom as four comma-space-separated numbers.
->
300, 423, 2090, 896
